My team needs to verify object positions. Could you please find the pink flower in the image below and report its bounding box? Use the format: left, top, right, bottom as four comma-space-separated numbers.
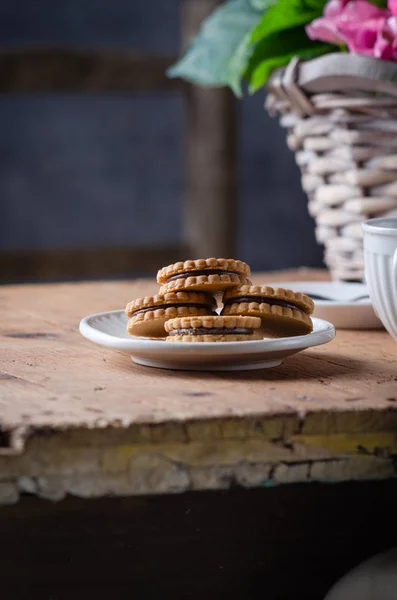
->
373, 16, 397, 59
325, 0, 351, 17
337, 16, 388, 55
342, 0, 389, 20
389, 0, 397, 16
306, 0, 397, 61
306, 0, 349, 44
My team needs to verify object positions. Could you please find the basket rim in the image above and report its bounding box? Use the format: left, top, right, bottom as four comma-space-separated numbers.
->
268, 53, 397, 98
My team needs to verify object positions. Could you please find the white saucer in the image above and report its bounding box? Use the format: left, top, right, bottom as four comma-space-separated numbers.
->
79, 310, 335, 372
269, 281, 383, 330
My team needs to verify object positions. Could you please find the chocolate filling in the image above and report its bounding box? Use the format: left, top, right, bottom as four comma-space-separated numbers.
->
132, 303, 211, 317
224, 296, 305, 313
167, 269, 240, 282
169, 327, 253, 336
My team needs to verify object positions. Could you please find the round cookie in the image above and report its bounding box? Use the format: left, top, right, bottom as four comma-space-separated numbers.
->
157, 258, 251, 293
126, 291, 215, 338
221, 285, 314, 337
164, 314, 262, 342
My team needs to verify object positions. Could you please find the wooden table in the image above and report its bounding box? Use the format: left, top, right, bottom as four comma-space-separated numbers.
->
1, 269, 397, 600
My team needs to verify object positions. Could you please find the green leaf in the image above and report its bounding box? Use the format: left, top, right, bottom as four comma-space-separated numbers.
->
248, 45, 334, 92
167, 0, 275, 97
250, 0, 327, 43
248, 0, 276, 8
247, 32, 334, 92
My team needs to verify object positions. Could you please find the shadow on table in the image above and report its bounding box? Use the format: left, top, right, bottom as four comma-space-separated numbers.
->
201, 351, 368, 382
112, 350, 369, 382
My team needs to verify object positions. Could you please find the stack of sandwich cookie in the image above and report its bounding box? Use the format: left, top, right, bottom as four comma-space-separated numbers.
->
165, 315, 262, 342
125, 258, 315, 342
222, 285, 314, 337
126, 291, 216, 337
158, 258, 251, 294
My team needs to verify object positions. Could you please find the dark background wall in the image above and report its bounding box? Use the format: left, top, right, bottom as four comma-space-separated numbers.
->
0, 0, 324, 276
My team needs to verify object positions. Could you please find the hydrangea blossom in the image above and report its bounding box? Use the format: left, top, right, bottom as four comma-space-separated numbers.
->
306, 0, 397, 60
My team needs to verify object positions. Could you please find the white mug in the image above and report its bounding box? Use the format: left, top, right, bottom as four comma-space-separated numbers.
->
362, 218, 397, 343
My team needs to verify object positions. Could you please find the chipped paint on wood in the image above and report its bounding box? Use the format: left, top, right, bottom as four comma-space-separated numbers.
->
292, 432, 397, 456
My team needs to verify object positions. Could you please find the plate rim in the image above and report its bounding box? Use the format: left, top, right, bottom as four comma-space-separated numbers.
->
79, 309, 335, 353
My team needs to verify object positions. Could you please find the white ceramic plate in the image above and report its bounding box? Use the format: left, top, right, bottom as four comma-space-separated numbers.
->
79, 310, 335, 372
268, 281, 383, 330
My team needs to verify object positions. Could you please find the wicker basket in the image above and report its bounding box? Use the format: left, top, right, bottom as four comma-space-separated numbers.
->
266, 53, 397, 281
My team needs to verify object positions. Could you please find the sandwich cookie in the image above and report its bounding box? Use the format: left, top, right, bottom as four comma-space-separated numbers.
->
222, 285, 314, 337
158, 258, 251, 294
164, 315, 262, 342
126, 291, 215, 337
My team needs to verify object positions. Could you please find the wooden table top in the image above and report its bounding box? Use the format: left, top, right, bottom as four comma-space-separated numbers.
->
1, 269, 396, 504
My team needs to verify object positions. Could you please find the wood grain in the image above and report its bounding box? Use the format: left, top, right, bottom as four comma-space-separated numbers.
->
182, 0, 237, 257
0, 244, 189, 282
0, 48, 179, 92
0, 270, 396, 500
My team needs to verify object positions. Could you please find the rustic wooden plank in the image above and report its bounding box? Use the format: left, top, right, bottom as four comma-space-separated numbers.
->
0, 48, 180, 92
0, 244, 189, 281
1, 270, 396, 434
181, 0, 237, 257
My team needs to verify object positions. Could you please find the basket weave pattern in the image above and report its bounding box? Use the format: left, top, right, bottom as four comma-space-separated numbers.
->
267, 88, 397, 281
